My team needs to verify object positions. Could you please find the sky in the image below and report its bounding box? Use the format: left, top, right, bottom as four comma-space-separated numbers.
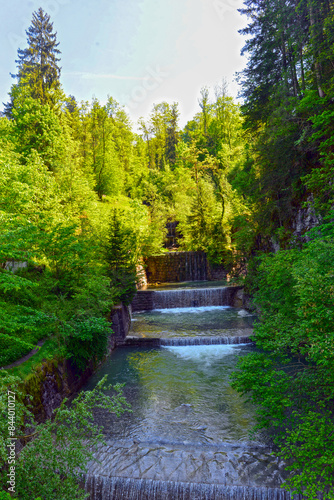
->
0, 0, 248, 128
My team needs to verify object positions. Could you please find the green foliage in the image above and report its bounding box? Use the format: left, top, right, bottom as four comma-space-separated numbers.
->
11, 96, 64, 168
0, 373, 131, 499
70, 273, 114, 318
138, 102, 180, 170
298, 92, 334, 214
5, 7, 61, 115
0, 334, 34, 367
179, 175, 230, 265
173, 141, 240, 266
39, 222, 89, 296
0, 493, 15, 499
229, 0, 334, 255
104, 209, 138, 305
0, 372, 34, 486
0, 212, 116, 367
2, 4, 334, 497
231, 219, 334, 498
63, 317, 110, 372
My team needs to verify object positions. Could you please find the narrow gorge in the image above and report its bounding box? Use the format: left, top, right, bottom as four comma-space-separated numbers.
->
81, 269, 300, 500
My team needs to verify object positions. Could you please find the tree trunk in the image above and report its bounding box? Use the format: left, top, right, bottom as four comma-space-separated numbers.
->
308, 0, 325, 97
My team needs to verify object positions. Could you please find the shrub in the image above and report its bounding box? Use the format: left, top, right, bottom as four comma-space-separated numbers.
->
0, 373, 131, 499
64, 317, 111, 372
231, 225, 334, 499
0, 334, 34, 367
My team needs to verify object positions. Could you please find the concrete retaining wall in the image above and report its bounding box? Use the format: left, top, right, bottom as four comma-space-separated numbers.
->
109, 304, 132, 340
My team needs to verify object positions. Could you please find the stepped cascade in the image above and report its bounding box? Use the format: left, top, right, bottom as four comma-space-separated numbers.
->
83, 282, 296, 499
84, 476, 301, 500
131, 282, 243, 312
152, 287, 230, 308
159, 336, 253, 346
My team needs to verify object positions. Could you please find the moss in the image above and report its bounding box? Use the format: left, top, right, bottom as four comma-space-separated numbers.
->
19, 359, 63, 419
23, 371, 44, 417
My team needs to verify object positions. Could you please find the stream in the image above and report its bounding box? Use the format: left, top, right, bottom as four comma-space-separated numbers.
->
82, 284, 300, 500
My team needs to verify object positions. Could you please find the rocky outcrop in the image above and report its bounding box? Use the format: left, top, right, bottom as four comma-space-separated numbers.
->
292, 198, 321, 241
23, 352, 115, 421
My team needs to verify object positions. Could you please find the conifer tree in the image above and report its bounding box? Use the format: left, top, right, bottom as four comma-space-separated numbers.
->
4, 8, 61, 114
16, 7, 61, 95
105, 209, 138, 305
165, 103, 180, 166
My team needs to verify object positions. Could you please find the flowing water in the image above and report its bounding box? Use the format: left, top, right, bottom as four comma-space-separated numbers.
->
130, 305, 254, 339
83, 286, 300, 500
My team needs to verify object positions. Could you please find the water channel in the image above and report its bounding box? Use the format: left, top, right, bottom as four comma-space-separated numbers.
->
83, 283, 300, 500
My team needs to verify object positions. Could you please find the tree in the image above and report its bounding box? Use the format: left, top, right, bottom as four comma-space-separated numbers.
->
165, 102, 180, 166
15, 8, 60, 100
230, 0, 334, 252
175, 143, 234, 265
104, 209, 138, 305
231, 218, 334, 498
138, 102, 180, 170
198, 87, 210, 135
0, 373, 130, 499
4, 8, 61, 115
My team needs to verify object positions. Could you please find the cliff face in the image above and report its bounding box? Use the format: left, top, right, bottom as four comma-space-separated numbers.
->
265, 199, 321, 254
23, 353, 113, 421
291, 200, 320, 242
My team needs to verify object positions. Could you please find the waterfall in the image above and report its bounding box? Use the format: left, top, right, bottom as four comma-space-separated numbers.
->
84, 476, 301, 500
82, 281, 290, 500
145, 251, 208, 283
118, 335, 253, 347
182, 251, 207, 281
160, 336, 253, 346
152, 287, 230, 309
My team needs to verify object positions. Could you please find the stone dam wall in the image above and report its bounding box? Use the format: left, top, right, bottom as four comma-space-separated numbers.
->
144, 251, 227, 283
109, 303, 132, 340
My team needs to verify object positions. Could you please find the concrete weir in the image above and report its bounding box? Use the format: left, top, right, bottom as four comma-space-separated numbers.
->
131, 285, 244, 311
81, 269, 293, 500
83, 476, 301, 500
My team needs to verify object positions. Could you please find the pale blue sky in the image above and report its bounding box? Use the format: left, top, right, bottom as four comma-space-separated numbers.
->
1, 0, 247, 127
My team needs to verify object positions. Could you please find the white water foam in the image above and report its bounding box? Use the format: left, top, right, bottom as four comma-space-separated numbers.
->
162, 344, 246, 365
153, 306, 231, 314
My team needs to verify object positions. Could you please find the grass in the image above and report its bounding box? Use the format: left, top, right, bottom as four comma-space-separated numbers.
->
8, 338, 61, 380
